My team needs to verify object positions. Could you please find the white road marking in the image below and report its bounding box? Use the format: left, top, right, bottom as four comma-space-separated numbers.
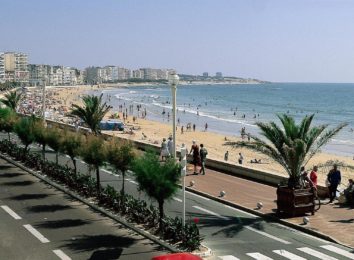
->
1, 205, 22, 220
65, 155, 70, 158
320, 245, 354, 259
273, 250, 307, 260
218, 255, 240, 260
53, 249, 71, 260
80, 160, 86, 164
272, 223, 330, 244
224, 205, 258, 218
192, 206, 230, 220
129, 180, 138, 185
186, 191, 210, 201
297, 247, 338, 260
101, 169, 113, 174
246, 252, 273, 259
23, 224, 50, 243
173, 197, 182, 202
245, 226, 291, 244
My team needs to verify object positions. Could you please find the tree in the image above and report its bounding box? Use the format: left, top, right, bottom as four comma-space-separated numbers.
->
0, 91, 23, 111
46, 128, 63, 165
106, 139, 135, 195
70, 94, 111, 135
60, 131, 83, 175
132, 152, 181, 231
80, 135, 107, 195
14, 116, 36, 157
33, 121, 49, 160
0, 107, 17, 141
226, 114, 347, 188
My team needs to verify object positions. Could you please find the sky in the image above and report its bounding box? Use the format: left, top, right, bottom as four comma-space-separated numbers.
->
1, 0, 354, 83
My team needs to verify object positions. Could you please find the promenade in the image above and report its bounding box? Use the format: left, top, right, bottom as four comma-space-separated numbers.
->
185, 165, 354, 248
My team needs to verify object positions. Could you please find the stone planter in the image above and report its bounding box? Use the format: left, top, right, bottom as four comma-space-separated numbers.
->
276, 186, 315, 217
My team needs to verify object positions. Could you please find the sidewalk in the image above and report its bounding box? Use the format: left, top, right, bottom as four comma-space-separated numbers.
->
185, 165, 354, 248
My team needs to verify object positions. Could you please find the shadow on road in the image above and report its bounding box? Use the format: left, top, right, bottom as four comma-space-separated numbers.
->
0, 165, 13, 170
88, 248, 123, 260
2, 180, 34, 186
9, 193, 49, 200
0, 172, 24, 178
27, 204, 72, 213
35, 219, 90, 229
63, 234, 136, 259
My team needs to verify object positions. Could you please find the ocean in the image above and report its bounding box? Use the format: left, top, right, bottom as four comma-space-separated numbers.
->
92, 83, 354, 157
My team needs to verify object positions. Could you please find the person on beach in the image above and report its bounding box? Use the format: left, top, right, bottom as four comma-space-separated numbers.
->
167, 136, 174, 156
238, 153, 243, 165
224, 151, 229, 161
193, 124, 196, 131
181, 125, 184, 134
189, 140, 200, 174
327, 164, 341, 203
160, 138, 170, 161
344, 179, 354, 204
310, 166, 318, 188
199, 144, 208, 175
204, 123, 208, 131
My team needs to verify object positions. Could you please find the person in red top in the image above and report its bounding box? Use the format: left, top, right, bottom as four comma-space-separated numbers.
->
310, 165, 318, 188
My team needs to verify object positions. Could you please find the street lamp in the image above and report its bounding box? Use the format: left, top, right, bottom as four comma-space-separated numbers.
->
168, 73, 179, 158
42, 76, 47, 127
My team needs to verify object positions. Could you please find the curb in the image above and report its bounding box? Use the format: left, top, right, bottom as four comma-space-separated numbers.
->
0, 153, 180, 254
183, 185, 354, 248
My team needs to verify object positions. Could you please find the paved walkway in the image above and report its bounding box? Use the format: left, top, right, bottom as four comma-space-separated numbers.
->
185, 165, 354, 248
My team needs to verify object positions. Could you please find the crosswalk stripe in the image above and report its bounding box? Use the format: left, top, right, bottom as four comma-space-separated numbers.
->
246, 252, 273, 259
320, 245, 354, 259
273, 249, 307, 260
218, 255, 240, 260
297, 247, 338, 260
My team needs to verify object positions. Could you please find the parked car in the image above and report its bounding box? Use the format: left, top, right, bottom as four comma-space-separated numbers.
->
152, 253, 202, 260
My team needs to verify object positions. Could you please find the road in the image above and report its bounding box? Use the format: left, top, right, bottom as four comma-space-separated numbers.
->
0, 158, 166, 260
2, 133, 354, 259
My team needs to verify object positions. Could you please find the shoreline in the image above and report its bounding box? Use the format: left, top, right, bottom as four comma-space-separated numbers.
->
24, 85, 354, 187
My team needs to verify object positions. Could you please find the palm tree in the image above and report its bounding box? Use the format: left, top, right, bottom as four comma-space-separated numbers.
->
80, 135, 107, 195
60, 131, 83, 175
70, 94, 111, 135
14, 116, 36, 157
132, 152, 181, 231
0, 91, 23, 111
106, 139, 135, 195
46, 128, 63, 165
226, 114, 347, 188
0, 107, 17, 140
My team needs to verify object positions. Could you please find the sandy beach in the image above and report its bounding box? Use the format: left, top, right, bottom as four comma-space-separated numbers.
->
29, 85, 354, 188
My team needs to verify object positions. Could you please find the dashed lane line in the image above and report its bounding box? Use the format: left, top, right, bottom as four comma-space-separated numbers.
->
192, 206, 230, 220
245, 226, 291, 245
173, 197, 182, 202
1, 205, 22, 220
23, 224, 50, 243
186, 191, 210, 201
53, 249, 71, 260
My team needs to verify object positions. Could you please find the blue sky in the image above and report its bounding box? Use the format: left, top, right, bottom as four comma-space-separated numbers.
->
1, 0, 354, 82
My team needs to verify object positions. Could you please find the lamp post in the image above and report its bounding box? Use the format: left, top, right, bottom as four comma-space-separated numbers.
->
168, 73, 179, 158
42, 76, 47, 127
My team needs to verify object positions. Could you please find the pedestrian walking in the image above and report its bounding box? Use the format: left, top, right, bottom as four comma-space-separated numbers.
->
167, 136, 173, 157
160, 138, 170, 161
204, 123, 208, 131
181, 125, 184, 134
189, 140, 200, 174
327, 164, 341, 203
310, 165, 318, 188
193, 124, 196, 132
238, 152, 243, 165
224, 151, 229, 161
199, 144, 208, 175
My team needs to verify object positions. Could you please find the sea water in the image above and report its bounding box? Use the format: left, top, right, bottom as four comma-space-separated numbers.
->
94, 83, 354, 157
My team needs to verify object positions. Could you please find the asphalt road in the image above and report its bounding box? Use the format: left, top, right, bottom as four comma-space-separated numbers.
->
2, 133, 354, 259
0, 158, 166, 260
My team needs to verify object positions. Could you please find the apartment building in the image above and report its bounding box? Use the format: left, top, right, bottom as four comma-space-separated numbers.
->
0, 53, 4, 83
1, 52, 29, 83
